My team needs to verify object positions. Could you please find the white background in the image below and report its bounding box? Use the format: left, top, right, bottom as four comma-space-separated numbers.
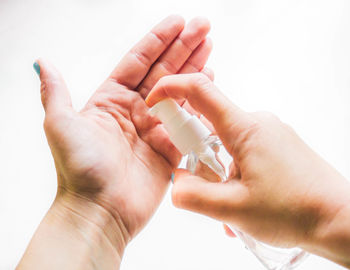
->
1, 0, 349, 269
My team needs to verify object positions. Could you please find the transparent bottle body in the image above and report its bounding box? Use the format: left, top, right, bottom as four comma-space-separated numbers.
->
185, 135, 308, 270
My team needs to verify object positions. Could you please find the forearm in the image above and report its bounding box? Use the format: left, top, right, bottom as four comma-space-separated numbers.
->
17, 190, 128, 270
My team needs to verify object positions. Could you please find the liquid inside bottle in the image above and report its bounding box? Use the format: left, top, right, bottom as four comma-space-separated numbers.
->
149, 98, 308, 270
185, 135, 308, 270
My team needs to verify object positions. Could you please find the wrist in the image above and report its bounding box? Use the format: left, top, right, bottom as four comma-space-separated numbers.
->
301, 178, 350, 268
17, 187, 129, 270
54, 187, 129, 258
31, 187, 129, 270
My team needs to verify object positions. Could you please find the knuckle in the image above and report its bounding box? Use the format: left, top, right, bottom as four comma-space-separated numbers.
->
282, 122, 297, 134
228, 119, 264, 157
171, 190, 183, 208
202, 67, 214, 81
191, 73, 211, 87
189, 73, 212, 94
159, 59, 178, 74
130, 48, 151, 68
171, 182, 192, 208
251, 110, 296, 134
252, 111, 280, 123
177, 36, 193, 52
150, 29, 168, 46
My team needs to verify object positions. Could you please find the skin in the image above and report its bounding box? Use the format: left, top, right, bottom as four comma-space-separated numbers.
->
146, 73, 350, 269
17, 16, 350, 269
17, 15, 213, 270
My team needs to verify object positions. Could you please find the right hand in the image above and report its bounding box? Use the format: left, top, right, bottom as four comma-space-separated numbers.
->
146, 73, 350, 267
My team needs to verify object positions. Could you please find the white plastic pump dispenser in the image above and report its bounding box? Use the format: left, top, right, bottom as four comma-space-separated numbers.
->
149, 98, 308, 270
149, 97, 210, 155
149, 98, 226, 179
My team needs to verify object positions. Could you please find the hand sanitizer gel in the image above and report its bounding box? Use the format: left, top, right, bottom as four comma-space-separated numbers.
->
149, 98, 308, 270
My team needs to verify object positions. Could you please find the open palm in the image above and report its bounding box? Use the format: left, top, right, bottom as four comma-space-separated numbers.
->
37, 16, 212, 242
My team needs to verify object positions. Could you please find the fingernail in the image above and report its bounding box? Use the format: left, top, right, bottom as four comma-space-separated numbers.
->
171, 173, 175, 184
33, 62, 40, 76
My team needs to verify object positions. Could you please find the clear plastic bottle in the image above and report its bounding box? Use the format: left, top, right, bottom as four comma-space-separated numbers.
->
149, 98, 308, 270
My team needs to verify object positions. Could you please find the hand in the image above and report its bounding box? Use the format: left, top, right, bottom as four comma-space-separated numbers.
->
18, 16, 212, 270
146, 73, 350, 268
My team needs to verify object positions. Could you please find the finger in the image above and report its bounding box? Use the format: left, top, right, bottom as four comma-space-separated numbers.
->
109, 15, 185, 89
172, 169, 247, 221
140, 124, 182, 168
35, 59, 73, 115
178, 38, 213, 75
145, 73, 254, 152
138, 17, 211, 98
179, 65, 215, 108
180, 66, 215, 118
168, 43, 214, 112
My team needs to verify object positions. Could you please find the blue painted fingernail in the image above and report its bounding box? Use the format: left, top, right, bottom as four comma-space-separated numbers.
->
171, 173, 175, 184
33, 62, 40, 76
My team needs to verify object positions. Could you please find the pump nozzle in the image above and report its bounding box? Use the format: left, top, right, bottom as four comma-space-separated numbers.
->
149, 98, 211, 155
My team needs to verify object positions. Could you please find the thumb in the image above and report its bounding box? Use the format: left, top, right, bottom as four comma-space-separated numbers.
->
171, 169, 248, 223
34, 59, 72, 115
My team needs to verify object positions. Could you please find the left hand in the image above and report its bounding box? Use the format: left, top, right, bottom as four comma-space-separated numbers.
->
38, 15, 211, 251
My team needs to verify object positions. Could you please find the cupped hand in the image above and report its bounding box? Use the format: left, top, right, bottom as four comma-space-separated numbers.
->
146, 73, 350, 266
36, 15, 212, 251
